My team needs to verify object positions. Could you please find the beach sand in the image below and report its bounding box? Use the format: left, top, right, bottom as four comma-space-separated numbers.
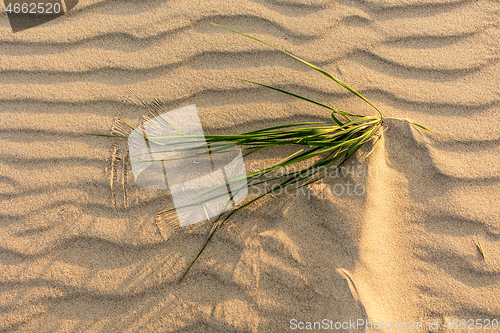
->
1, 0, 499, 331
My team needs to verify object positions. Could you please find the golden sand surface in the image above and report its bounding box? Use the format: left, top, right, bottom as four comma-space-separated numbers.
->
1, 0, 499, 331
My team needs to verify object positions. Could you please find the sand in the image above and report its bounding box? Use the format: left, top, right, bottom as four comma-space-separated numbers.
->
1, 0, 499, 332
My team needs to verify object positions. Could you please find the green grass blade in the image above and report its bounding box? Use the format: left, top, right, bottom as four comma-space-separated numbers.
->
212, 23, 383, 118
232, 77, 360, 123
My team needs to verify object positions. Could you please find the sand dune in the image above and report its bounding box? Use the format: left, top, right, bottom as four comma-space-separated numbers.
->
1, 0, 499, 331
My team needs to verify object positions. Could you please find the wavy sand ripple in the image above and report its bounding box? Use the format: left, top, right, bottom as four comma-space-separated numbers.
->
1, 0, 499, 331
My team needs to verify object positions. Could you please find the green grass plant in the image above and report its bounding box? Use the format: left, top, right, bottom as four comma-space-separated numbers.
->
96, 24, 433, 281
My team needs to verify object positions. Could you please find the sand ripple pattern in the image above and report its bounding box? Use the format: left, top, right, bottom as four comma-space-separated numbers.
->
1, 0, 499, 331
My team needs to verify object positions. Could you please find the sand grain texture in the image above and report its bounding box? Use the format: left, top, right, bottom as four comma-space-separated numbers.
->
1, 0, 499, 332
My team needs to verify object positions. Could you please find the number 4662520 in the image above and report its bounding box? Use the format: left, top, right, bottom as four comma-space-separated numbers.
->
5, 2, 62, 14
444, 319, 499, 330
